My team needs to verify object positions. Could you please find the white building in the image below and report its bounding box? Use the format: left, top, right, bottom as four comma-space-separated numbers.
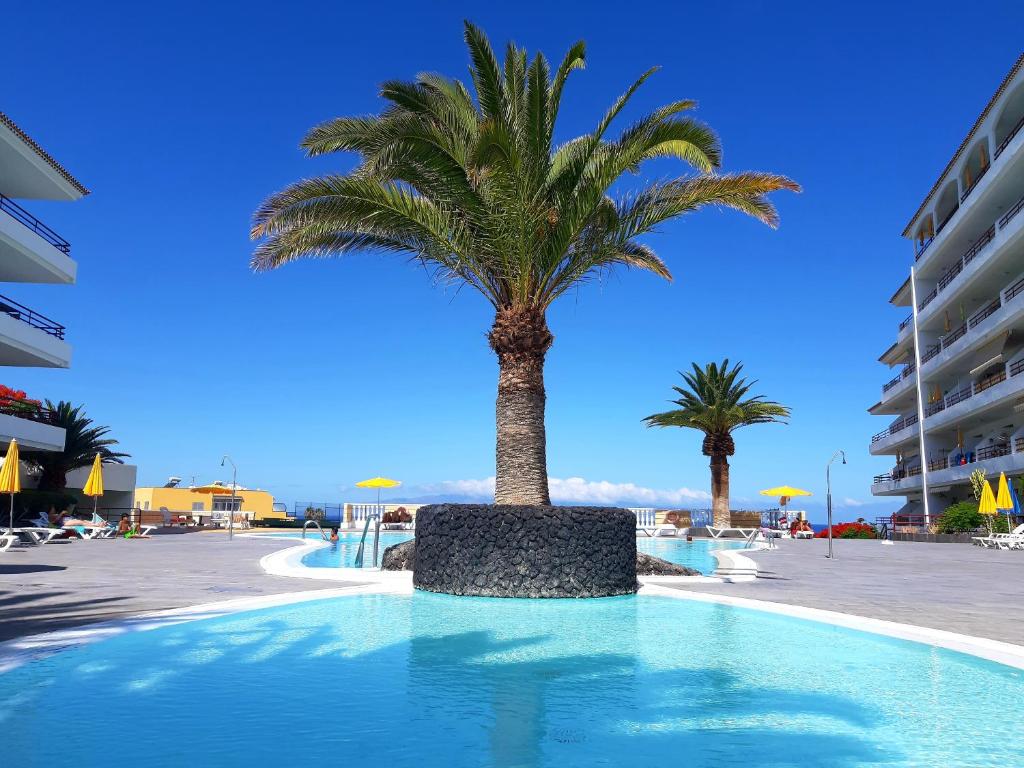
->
0, 111, 85, 452
870, 54, 1024, 520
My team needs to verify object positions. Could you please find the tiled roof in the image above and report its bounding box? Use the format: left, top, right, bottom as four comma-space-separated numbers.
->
0, 111, 90, 196
901, 52, 1024, 237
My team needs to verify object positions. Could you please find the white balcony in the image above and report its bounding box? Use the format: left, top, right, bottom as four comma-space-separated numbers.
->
0, 412, 64, 452
0, 303, 70, 368
0, 197, 76, 284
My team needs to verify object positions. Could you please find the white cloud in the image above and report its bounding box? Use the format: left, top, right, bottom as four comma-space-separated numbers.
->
842, 497, 866, 507
423, 476, 710, 506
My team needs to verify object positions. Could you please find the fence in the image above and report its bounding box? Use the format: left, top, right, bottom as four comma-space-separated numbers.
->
294, 502, 343, 525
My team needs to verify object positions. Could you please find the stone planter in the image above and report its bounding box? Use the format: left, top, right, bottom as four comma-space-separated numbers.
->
412, 503, 637, 598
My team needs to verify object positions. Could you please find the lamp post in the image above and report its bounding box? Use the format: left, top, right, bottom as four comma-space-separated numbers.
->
221, 455, 237, 540
826, 450, 846, 559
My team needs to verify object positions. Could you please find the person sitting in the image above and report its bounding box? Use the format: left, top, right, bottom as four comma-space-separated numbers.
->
789, 519, 801, 538
796, 519, 814, 539
116, 513, 149, 538
329, 527, 339, 542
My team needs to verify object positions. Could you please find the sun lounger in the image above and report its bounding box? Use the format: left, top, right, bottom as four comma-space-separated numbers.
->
5, 527, 60, 545
974, 524, 1024, 548
654, 525, 678, 537
0, 533, 17, 552
707, 526, 759, 540
31, 515, 72, 541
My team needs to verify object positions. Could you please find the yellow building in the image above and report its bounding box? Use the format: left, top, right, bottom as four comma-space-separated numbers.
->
133, 481, 281, 522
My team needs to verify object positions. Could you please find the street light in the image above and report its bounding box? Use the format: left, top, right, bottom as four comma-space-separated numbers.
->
221, 455, 237, 540
826, 450, 846, 559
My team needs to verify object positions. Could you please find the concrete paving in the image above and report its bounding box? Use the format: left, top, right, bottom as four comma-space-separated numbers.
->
654, 538, 1024, 645
0, 532, 365, 642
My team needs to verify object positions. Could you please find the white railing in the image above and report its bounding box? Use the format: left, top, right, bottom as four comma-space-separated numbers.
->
343, 503, 423, 526
630, 507, 657, 527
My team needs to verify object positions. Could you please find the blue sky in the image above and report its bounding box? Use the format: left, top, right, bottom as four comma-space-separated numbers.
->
5, 1, 1024, 520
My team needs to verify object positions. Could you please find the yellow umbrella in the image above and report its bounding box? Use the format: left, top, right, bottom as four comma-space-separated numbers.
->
759, 485, 811, 528
0, 439, 20, 531
979, 480, 997, 534
356, 476, 401, 518
82, 453, 104, 519
192, 482, 237, 530
996, 472, 1013, 530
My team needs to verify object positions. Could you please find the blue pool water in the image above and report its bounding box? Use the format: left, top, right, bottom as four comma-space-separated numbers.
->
264, 532, 740, 574
2, 593, 1021, 767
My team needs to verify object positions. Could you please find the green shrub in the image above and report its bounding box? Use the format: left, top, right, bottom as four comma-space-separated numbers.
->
937, 502, 982, 533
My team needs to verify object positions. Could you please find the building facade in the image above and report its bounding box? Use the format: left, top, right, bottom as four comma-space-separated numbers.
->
0, 111, 84, 453
870, 55, 1024, 518
133, 483, 278, 521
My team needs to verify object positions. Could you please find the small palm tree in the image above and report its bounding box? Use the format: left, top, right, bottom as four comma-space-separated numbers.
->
644, 361, 789, 528
251, 23, 798, 505
23, 401, 129, 491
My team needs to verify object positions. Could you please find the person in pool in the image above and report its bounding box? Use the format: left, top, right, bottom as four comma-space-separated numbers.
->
330, 527, 339, 542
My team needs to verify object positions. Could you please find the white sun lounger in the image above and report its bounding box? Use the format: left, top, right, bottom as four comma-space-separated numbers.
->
706, 526, 758, 540
0, 533, 17, 552
654, 525, 679, 537
974, 524, 1024, 548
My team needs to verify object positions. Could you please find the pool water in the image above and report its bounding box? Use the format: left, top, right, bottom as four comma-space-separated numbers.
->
3, 593, 1021, 767
266, 532, 740, 574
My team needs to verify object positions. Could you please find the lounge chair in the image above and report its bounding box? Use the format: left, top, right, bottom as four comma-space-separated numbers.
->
974, 524, 1024, 548
0, 533, 16, 552
707, 525, 759, 540
30, 514, 72, 541
654, 524, 678, 537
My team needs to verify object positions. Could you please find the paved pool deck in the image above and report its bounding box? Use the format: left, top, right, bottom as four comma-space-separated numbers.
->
0, 532, 365, 642
1, 532, 1022, 647
655, 537, 1024, 645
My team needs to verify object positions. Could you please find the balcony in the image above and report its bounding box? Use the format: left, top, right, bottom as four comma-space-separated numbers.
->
959, 162, 990, 202
995, 114, 1024, 159
0, 194, 70, 254
0, 399, 63, 451
0, 194, 76, 284
871, 413, 919, 444
0, 294, 70, 368
882, 361, 916, 396
0, 294, 64, 339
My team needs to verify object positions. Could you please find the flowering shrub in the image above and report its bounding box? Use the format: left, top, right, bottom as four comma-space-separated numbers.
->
814, 522, 876, 539
0, 385, 42, 416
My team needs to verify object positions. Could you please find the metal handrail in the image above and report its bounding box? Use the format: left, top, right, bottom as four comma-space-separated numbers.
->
302, 519, 328, 541
353, 512, 381, 568
0, 193, 71, 254
0, 293, 65, 339
936, 206, 957, 235
1000, 193, 1024, 229
959, 162, 989, 202
995, 114, 1024, 158
968, 298, 1000, 329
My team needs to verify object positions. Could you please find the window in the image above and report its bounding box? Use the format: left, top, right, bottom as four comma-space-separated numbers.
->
191, 502, 204, 511
212, 496, 241, 512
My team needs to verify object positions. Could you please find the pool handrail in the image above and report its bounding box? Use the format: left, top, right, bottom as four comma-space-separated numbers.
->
353, 512, 381, 568
302, 519, 329, 541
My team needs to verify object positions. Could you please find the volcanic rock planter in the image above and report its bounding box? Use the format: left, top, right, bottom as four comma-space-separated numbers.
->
412, 503, 638, 598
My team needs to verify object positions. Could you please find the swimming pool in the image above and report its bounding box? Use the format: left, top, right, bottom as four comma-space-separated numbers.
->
264, 532, 741, 574
3, 592, 1021, 767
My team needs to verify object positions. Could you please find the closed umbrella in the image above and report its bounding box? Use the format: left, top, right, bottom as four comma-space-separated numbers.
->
1010, 479, 1022, 528
0, 439, 20, 531
978, 479, 998, 533
82, 453, 104, 521
995, 472, 1014, 531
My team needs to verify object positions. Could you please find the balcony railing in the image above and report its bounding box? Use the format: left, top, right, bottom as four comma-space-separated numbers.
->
914, 236, 934, 261
1011, 358, 1024, 378
944, 322, 967, 347
945, 385, 973, 408
1017, 436, 1024, 453
1005, 276, 1024, 304
921, 344, 942, 365
935, 206, 958, 235
969, 298, 1001, 329
0, 294, 65, 339
974, 368, 1006, 394
927, 456, 949, 471
871, 413, 919, 443
882, 374, 901, 393
995, 114, 1024, 159
918, 287, 937, 311
1000, 192, 1024, 230
0, 400, 53, 423
924, 399, 945, 416
959, 162, 989, 202
899, 315, 912, 331
0, 193, 71, 255
873, 472, 893, 484
976, 444, 1011, 462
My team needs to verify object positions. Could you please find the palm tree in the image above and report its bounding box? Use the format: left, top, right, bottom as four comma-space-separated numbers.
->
23, 401, 129, 491
251, 22, 798, 505
643, 361, 789, 528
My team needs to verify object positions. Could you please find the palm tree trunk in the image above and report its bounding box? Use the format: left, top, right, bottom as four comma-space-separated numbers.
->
710, 453, 730, 528
489, 306, 553, 505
